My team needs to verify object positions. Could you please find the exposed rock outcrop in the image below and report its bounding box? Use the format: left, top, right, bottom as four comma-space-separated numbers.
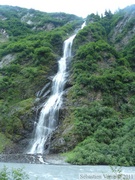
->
0, 54, 16, 68
110, 6, 135, 50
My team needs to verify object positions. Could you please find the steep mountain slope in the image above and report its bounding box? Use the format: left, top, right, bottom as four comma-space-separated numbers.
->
0, 4, 135, 166
0, 5, 82, 153
49, 5, 135, 166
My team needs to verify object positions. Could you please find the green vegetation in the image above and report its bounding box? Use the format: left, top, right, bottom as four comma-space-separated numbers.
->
0, 4, 135, 167
0, 5, 82, 149
0, 166, 29, 180
0, 133, 11, 153
65, 5, 135, 166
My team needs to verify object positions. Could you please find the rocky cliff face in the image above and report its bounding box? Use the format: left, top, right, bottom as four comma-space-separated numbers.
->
110, 5, 135, 50
0, 5, 82, 154
47, 5, 135, 156
0, 5, 135, 166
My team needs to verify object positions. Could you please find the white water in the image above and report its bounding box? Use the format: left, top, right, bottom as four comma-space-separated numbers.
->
28, 33, 77, 154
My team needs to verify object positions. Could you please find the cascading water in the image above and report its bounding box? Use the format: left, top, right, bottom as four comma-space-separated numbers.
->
28, 22, 85, 155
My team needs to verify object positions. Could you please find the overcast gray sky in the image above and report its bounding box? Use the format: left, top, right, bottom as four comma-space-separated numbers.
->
0, 0, 134, 17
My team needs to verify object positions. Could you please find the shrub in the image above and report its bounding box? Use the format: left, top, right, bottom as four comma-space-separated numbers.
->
0, 166, 29, 180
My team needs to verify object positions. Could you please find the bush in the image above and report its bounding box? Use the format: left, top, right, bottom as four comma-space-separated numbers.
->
0, 166, 29, 180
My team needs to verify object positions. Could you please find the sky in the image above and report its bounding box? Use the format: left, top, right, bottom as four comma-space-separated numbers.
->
0, 0, 135, 17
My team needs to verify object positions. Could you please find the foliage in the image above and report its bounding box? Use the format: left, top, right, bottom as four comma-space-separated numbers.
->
73, 22, 106, 52
122, 35, 135, 69
0, 5, 82, 149
65, 5, 135, 166
67, 116, 135, 166
0, 4, 135, 167
0, 166, 29, 180
74, 103, 116, 141
0, 133, 11, 153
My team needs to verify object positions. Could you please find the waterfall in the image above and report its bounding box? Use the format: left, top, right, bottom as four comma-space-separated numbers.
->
28, 22, 85, 154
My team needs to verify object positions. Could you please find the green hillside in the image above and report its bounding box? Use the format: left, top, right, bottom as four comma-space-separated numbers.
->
0, 5, 82, 151
0, 5, 135, 166
50, 6, 135, 166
